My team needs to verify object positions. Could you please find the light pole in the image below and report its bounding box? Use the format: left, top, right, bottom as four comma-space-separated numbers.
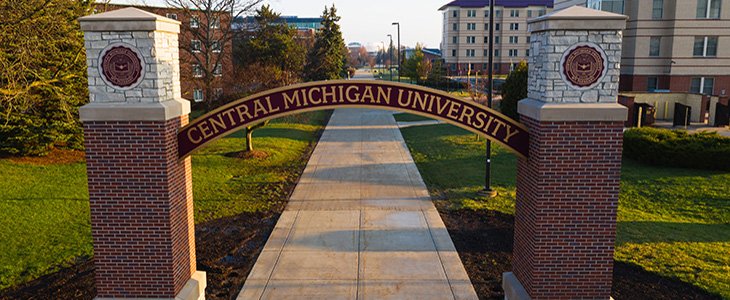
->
482, 0, 496, 197
392, 22, 400, 82
388, 34, 394, 81
380, 41, 385, 75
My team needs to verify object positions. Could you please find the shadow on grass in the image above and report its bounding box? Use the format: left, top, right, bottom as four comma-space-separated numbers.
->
617, 221, 730, 245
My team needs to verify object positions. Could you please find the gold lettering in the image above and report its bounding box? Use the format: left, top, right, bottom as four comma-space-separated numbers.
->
236, 104, 253, 120
337, 85, 345, 103
308, 87, 322, 105
321, 86, 336, 104
491, 119, 506, 136
459, 105, 475, 124
361, 86, 375, 103
398, 90, 411, 107
503, 125, 520, 143
300, 89, 310, 106
412, 92, 426, 111
186, 127, 203, 144
483, 116, 495, 134
397, 89, 405, 105
472, 111, 487, 129
377, 87, 391, 104
446, 101, 461, 119
198, 122, 213, 139
435, 97, 451, 115
265, 96, 280, 113
209, 114, 228, 134
253, 99, 268, 117
283, 91, 300, 109
345, 85, 360, 102
221, 108, 236, 124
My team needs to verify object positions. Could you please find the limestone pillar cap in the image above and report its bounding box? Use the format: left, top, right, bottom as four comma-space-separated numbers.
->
518, 98, 628, 122
79, 7, 181, 33
528, 6, 627, 32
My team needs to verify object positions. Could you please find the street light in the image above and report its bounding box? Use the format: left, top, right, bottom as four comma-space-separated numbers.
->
482, 0, 496, 197
387, 34, 393, 81
380, 41, 385, 75
392, 22, 400, 82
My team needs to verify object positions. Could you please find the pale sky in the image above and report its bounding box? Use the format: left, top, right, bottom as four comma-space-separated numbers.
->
108, 0, 447, 50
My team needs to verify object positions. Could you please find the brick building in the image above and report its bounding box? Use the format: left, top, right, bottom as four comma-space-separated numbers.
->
555, 0, 730, 96
93, 3, 233, 103
439, 0, 554, 75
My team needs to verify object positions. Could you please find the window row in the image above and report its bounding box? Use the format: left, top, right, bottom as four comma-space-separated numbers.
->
451, 22, 519, 31
165, 13, 220, 29
646, 77, 716, 95
192, 64, 223, 77
452, 36, 529, 44
191, 40, 222, 53
648, 36, 719, 57
451, 49, 527, 57
192, 88, 224, 102
453, 9, 547, 18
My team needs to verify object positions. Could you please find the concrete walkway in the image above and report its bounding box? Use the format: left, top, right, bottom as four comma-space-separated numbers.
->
238, 72, 478, 300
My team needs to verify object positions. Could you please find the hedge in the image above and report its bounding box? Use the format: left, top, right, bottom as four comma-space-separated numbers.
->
623, 127, 730, 171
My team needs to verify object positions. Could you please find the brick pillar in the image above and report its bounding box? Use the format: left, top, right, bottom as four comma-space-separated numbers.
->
78, 8, 205, 300
503, 7, 628, 300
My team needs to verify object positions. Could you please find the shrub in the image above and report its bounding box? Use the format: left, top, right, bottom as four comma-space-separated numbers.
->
623, 127, 730, 171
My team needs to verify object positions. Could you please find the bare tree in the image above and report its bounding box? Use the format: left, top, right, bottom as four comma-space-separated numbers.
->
165, 0, 262, 110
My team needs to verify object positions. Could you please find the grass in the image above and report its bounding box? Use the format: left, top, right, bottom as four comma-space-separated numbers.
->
0, 111, 330, 290
399, 123, 730, 299
393, 113, 434, 123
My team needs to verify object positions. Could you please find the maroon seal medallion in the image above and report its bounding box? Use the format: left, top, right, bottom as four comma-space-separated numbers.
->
561, 45, 606, 88
100, 46, 143, 88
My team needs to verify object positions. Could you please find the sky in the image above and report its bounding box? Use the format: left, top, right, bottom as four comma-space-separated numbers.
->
109, 0, 447, 50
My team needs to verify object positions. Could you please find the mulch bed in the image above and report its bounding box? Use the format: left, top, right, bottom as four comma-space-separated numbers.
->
435, 202, 724, 300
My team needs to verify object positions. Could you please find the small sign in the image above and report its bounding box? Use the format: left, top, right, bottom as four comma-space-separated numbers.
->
560, 43, 607, 90
98, 43, 145, 89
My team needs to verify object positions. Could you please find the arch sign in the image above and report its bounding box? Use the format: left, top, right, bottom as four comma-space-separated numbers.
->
178, 80, 529, 158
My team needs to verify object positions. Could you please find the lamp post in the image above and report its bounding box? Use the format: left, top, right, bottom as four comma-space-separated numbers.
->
388, 34, 394, 81
392, 22, 400, 82
482, 0, 496, 197
380, 41, 385, 75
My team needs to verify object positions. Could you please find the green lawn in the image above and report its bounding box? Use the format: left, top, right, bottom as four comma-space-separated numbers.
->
0, 111, 329, 290
400, 123, 730, 299
393, 113, 434, 123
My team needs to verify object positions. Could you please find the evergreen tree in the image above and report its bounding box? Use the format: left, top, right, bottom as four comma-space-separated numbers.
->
402, 44, 431, 84
426, 59, 447, 89
0, 0, 93, 156
305, 5, 346, 81
500, 60, 528, 120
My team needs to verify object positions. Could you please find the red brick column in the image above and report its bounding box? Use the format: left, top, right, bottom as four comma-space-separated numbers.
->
510, 115, 624, 299
84, 117, 196, 297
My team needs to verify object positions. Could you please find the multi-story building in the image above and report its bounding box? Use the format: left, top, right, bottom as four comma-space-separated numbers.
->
439, 0, 554, 75
94, 3, 233, 103
555, 0, 730, 96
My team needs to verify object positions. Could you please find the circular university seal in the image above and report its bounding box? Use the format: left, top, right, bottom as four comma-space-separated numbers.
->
559, 43, 607, 90
98, 43, 145, 90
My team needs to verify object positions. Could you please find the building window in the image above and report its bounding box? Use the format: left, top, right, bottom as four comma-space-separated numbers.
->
466, 36, 476, 44
496, 10, 502, 17
509, 23, 519, 30
192, 64, 204, 78
510, 10, 520, 17
467, 23, 476, 30
211, 41, 221, 53
495, 36, 500, 44
494, 49, 500, 57
193, 89, 204, 102
191, 40, 202, 52
494, 63, 501, 71
526, 36, 531, 43
484, 49, 489, 56
508, 49, 518, 57
210, 17, 220, 29
648, 77, 659, 91
451, 49, 456, 57
589, 0, 625, 14
467, 9, 476, 17
495, 23, 501, 31
166, 13, 178, 20
452, 23, 458, 31
690, 77, 714, 94
213, 64, 222, 76
527, 10, 533, 18
697, 0, 722, 19
452, 36, 457, 44
649, 37, 661, 56
453, 10, 458, 18
214, 88, 223, 98
652, 0, 664, 19
693, 36, 718, 56
526, 49, 530, 56
190, 16, 200, 28
538, 9, 547, 16
509, 36, 519, 44
465, 49, 476, 57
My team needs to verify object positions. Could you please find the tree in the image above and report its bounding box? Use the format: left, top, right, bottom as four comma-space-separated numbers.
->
166, 0, 263, 110
0, 0, 92, 156
304, 5, 346, 81
426, 59, 447, 89
232, 4, 306, 154
402, 44, 431, 84
501, 60, 528, 120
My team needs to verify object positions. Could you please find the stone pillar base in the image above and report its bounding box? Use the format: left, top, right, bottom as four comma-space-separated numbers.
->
503, 272, 530, 300
95, 271, 206, 300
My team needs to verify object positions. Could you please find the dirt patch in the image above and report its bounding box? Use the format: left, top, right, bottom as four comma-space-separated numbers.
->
226, 149, 270, 160
8, 149, 85, 165
434, 201, 723, 300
